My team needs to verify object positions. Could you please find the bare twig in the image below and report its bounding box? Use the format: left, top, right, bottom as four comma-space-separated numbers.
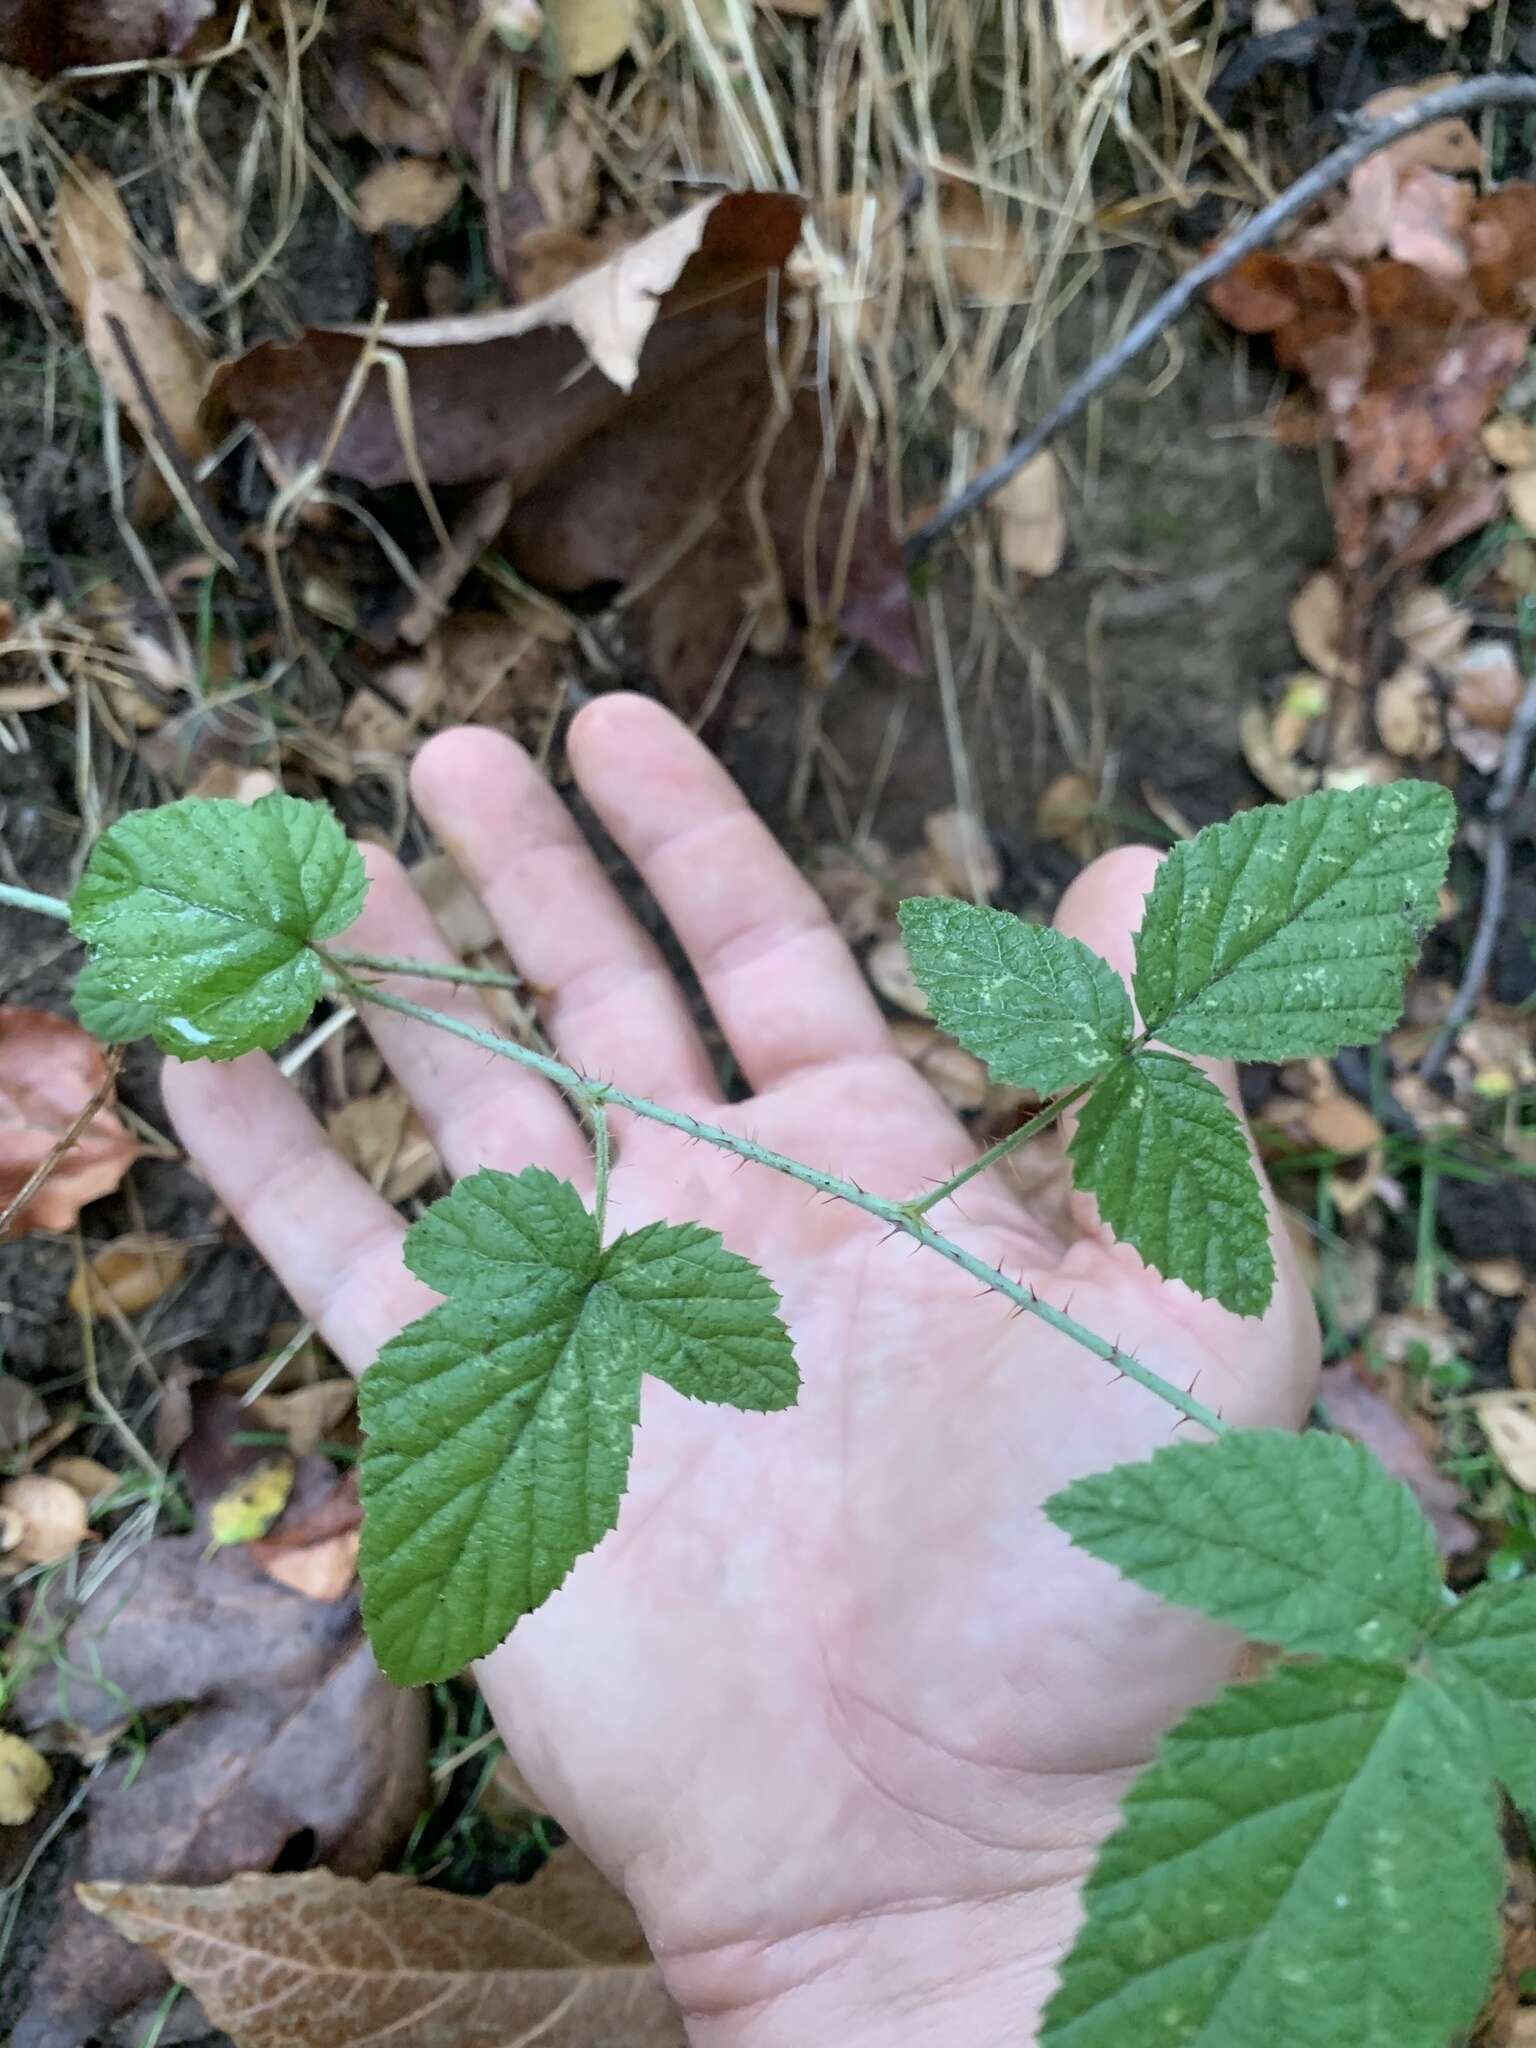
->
1421, 671, 1536, 1082
907, 74, 1536, 563
102, 313, 248, 574
0, 1047, 126, 1240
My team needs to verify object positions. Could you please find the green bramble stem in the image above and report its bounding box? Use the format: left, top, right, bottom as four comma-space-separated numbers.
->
903, 1075, 1099, 1217
333, 969, 1231, 1437
590, 1101, 612, 1238
0, 881, 71, 921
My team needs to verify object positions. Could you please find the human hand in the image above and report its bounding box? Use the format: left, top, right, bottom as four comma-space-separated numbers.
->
164, 695, 1318, 2045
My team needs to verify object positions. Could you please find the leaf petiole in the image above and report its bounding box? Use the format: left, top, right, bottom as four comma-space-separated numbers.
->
0, 881, 71, 922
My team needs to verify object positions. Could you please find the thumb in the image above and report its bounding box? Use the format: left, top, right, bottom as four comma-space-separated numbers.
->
1051, 843, 1318, 1411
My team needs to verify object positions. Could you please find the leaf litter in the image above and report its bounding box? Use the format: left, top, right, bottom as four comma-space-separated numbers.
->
5, 1386, 427, 2048
0, 1007, 140, 1238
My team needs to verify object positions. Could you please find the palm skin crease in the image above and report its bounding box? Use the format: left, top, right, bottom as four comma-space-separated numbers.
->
163, 694, 1317, 2040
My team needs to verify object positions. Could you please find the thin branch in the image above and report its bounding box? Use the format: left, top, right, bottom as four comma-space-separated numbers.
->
336, 971, 1230, 1436
907, 74, 1536, 563
905, 1077, 1096, 1217
102, 312, 249, 575
326, 948, 525, 993
0, 1048, 126, 1240
1421, 670, 1536, 1081
0, 881, 71, 921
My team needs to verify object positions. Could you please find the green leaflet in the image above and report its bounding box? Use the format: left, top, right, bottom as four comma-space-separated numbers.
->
1429, 1579, 1536, 1817
69, 794, 367, 1061
1067, 1050, 1274, 1316
361, 1167, 797, 1684
1041, 1662, 1503, 2048
1133, 781, 1455, 1061
1046, 1432, 1445, 1662
73, 959, 158, 1045
897, 898, 1132, 1093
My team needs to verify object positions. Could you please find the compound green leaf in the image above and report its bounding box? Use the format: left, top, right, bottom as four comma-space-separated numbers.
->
68, 794, 367, 1061
1042, 1662, 1503, 2048
1133, 781, 1455, 1061
1429, 1578, 1536, 1817
73, 959, 158, 1044
897, 898, 1132, 1093
1046, 1431, 1444, 1662
362, 1168, 797, 1682
1068, 1050, 1273, 1315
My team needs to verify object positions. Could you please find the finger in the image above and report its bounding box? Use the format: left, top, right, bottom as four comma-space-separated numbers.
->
162, 1053, 435, 1374
410, 728, 719, 1106
566, 694, 893, 1093
344, 845, 590, 1185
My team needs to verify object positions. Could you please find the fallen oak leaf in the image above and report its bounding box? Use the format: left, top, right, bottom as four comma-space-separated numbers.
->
79, 1864, 686, 2047
0, 1007, 141, 1238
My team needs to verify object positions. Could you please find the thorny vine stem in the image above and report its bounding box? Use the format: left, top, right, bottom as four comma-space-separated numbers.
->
907, 74, 1536, 562
335, 971, 1231, 1437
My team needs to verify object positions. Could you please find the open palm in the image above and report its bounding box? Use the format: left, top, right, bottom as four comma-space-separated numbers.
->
165, 696, 1317, 2042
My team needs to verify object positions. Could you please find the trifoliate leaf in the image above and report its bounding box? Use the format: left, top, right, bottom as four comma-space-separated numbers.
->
69, 794, 367, 1061
362, 1167, 797, 1683
1046, 1431, 1445, 1661
1133, 781, 1455, 1061
1042, 1662, 1503, 2048
896, 898, 1132, 1093
73, 959, 158, 1044
1429, 1578, 1536, 1816
1067, 1050, 1274, 1315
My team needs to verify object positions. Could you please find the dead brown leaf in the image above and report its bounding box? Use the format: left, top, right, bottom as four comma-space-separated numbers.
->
174, 189, 235, 287
1055, 0, 1134, 61
46, 1455, 119, 1504
995, 448, 1066, 578
1289, 568, 1358, 684
11, 1519, 427, 2048
355, 158, 462, 233
0, 1007, 141, 1238
546, 0, 638, 75
1510, 1296, 1536, 1391
1374, 660, 1444, 759
1319, 1359, 1478, 1557
81, 1857, 685, 2047
890, 1020, 989, 1112
55, 159, 214, 505
247, 1379, 358, 1458
934, 174, 1031, 300
251, 1470, 364, 1601
0, 0, 214, 75
865, 934, 931, 1017
0, 1730, 52, 1827
0, 1473, 90, 1564
215, 193, 916, 717
67, 1234, 187, 1318
924, 807, 1001, 901
1393, 0, 1494, 34
1209, 180, 1536, 566
1477, 1393, 1536, 1493
328, 1084, 441, 1204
